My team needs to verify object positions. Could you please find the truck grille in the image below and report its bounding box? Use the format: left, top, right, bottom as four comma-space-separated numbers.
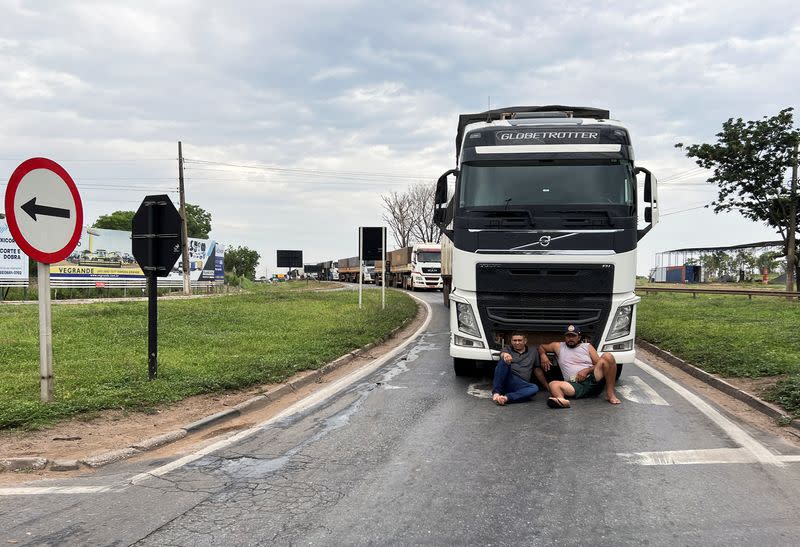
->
475, 263, 613, 348
486, 307, 601, 324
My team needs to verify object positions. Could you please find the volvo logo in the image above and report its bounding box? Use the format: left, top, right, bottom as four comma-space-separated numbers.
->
510, 232, 579, 251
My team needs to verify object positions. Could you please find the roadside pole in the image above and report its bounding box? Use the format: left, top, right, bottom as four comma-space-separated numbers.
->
381, 227, 386, 310
37, 262, 53, 401
147, 272, 158, 379
178, 141, 190, 296
788, 141, 799, 294
132, 195, 183, 381
4, 158, 83, 403
358, 227, 363, 309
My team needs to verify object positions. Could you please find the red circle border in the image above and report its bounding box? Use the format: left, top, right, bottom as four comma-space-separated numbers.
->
4, 157, 84, 264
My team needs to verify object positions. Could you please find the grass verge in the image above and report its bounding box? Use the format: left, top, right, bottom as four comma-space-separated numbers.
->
637, 293, 800, 417
0, 284, 416, 430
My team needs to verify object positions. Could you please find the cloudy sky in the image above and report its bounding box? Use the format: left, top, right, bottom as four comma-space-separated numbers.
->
1, 0, 798, 275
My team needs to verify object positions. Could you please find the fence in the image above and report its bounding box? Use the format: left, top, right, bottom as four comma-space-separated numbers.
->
639, 286, 800, 299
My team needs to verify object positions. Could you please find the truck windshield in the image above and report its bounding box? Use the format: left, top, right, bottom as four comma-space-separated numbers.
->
458, 161, 635, 208
418, 251, 441, 262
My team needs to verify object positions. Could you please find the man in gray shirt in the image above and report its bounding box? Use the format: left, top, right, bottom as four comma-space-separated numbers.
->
492, 332, 547, 405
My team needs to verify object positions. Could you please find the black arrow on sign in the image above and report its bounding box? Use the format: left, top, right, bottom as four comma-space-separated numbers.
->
21, 197, 71, 221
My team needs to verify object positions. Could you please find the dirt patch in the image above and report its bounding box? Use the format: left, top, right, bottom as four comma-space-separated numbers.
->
0, 298, 427, 485
722, 375, 789, 400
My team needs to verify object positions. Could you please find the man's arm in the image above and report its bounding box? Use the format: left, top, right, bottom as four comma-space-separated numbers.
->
574, 344, 600, 382
537, 342, 560, 372
499, 345, 513, 363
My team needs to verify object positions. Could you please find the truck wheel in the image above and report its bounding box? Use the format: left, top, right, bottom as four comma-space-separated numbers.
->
453, 358, 474, 377
616, 363, 624, 381
442, 280, 451, 308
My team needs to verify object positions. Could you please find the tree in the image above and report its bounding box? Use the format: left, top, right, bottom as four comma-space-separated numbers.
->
224, 246, 260, 280
408, 182, 441, 243
92, 203, 212, 238
756, 250, 781, 278
381, 184, 442, 248
185, 203, 212, 238
93, 210, 135, 231
380, 191, 414, 248
676, 108, 800, 290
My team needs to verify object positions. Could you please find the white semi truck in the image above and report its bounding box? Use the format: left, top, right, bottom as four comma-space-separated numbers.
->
434, 106, 659, 376
338, 256, 374, 283
376, 243, 443, 290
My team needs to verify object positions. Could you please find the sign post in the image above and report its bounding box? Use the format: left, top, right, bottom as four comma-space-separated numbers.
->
360, 226, 385, 310
4, 158, 83, 402
132, 195, 182, 380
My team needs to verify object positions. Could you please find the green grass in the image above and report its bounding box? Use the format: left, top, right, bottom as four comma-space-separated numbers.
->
0, 286, 416, 430
637, 293, 800, 416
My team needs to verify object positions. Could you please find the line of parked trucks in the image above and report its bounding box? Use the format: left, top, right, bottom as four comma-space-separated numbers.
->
311, 243, 443, 291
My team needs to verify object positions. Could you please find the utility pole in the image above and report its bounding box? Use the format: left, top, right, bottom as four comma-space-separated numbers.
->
788, 141, 799, 293
178, 141, 191, 295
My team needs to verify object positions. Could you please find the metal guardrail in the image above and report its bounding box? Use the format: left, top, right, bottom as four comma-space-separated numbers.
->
639, 286, 800, 299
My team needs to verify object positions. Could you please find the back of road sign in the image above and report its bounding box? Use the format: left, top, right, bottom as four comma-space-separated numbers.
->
131, 195, 182, 276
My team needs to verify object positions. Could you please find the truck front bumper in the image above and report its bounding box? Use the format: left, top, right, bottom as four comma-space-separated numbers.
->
412, 275, 443, 289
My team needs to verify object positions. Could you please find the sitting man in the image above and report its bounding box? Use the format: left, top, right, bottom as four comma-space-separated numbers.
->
538, 325, 621, 408
492, 332, 547, 405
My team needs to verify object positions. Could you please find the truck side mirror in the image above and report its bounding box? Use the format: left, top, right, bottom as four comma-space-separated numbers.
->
644, 207, 652, 223
435, 169, 458, 205
635, 166, 655, 203
433, 208, 445, 224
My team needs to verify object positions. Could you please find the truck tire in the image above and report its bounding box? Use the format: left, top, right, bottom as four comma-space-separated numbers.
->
453, 358, 474, 377
616, 363, 623, 381
442, 279, 451, 308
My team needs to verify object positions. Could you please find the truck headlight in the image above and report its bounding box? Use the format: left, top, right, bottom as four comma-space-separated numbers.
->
607, 304, 633, 341
456, 302, 480, 337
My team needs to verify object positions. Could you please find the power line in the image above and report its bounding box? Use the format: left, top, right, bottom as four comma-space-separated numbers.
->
0, 158, 174, 162
660, 204, 708, 217
183, 158, 436, 181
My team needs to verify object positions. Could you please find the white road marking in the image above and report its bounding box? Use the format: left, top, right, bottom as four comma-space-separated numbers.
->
467, 383, 493, 399
627, 359, 785, 467
619, 448, 800, 466
616, 375, 670, 406
0, 486, 115, 495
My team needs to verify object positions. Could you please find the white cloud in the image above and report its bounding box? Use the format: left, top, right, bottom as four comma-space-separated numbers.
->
311, 66, 358, 82
0, 0, 797, 273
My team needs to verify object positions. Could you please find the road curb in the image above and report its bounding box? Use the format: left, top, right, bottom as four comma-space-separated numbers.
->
4, 299, 423, 474
637, 340, 800, 431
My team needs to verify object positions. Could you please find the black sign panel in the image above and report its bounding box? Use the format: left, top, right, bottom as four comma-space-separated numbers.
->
131, 194, 182, 277
277, 249, 303, 268
361, 227, 384, 261
304, 263, 322, 273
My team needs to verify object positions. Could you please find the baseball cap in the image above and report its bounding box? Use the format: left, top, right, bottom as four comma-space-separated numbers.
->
564, 324, 581, 335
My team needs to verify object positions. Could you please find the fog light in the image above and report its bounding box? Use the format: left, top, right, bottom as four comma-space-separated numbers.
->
602, 340, 633, 352
454, 334, 484, 348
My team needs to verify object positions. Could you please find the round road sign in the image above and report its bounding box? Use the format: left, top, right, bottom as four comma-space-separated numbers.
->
4, 157, 83, 264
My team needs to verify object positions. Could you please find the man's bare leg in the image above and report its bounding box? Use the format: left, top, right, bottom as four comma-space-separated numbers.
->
547, 380, 574, 407
592, 354, 620, 404
533, 367, 549, 395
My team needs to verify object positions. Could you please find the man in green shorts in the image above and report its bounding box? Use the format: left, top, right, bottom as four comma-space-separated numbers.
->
537, 324, 620, 408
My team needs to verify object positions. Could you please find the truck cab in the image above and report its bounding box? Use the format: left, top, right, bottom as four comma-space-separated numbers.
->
434, 106, 659, 376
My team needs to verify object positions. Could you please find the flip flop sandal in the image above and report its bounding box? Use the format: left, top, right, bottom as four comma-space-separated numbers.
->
547, 397, 570, 409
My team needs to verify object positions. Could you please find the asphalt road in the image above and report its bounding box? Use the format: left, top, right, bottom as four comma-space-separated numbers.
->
2, 291, 800, 546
